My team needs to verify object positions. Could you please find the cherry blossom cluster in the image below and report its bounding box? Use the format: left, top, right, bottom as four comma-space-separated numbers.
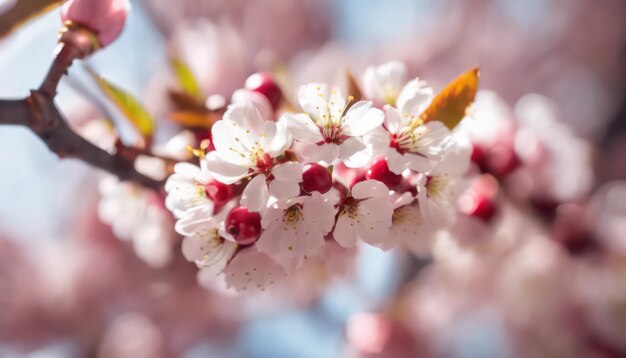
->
165, 61, 473, 292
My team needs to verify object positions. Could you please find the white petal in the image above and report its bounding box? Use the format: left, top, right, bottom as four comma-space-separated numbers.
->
224, 246, 287, 292
272, 162, 303, 182
267, 119, 292, 157
302, 143, 339, 165
329, 87, 347, 114
404, 153, 432, 173
209, 119, 250, 166
303, 192, 337, 233
241, 174, 270, 212
256, 219, 282, 255
363, 125, 390, 155
167, 162, 200, 182
181, 231, 220, 262
278, 218, 326, 269
363, 61, 407, 104
208, 119, 237, 158
231, 89, 273, 121
133, 226, 173, 269
431, 135, 472, 176
386, 149, 407, 175
357, 220, 390, 246
362, 66, 381, 100
333, 215, 359, 248
174, 205, 216, 236
205, 152, 249, 184
396, 79, 433, 115
269, 179, 300, 199
298, 83, 328, 120
196, 267, 231, 293
261, 200, 287, 229
342, 101, 384, 137
164, 180, 212, 219
351, 179, 390, 199
322, 187, 341, 206
339, 137, 370, 168
394, 192, 415, 209
383, 105, 402, 134
164, 163, 214, 218
196, 240, 238, 273
224, 101, 265, 134
259, 119, 277, 146
359, 197, 393, 227
282, 113, 323, 143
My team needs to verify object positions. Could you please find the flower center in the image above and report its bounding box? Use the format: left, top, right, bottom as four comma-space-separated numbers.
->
383, 91, 398, 106
392, 206, 409, 224
199, 228, 224, 260
321, 123, 344, 144
282, 204, 303, 230
426, 175, 454, 204
389, 134, 405, 154
339, 197, 361, 220
389, 125, 429, 154
250, 147, 274, 172
309, 92, 354, 144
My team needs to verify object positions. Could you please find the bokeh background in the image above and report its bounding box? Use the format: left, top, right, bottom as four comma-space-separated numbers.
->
1, 0, 625, 357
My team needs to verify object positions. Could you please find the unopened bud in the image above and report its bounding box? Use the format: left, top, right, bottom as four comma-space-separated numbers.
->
61, 0, 130, 48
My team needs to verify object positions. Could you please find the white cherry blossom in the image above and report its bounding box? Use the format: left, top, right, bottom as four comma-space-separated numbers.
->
238, 161, 303, 215
417, 137, 472, 229
98, 176, 175, 268
333, 180, 393, 248
363, 61, 456, 174
206, 102, 291, 184
177, 204, 237, 275
282, 83, 383, 167
366, 105, 454, 175
256, 192, 337, 271
164, 162, 214, 219
363, 61, 408, 106
231, 88, 273, 121
363, 61, 435, 115
239, 173, 271, 214
132, 205, 176, 268
381, 192, 436, 256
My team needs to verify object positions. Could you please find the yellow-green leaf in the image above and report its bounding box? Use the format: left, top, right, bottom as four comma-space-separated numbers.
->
94, 75, 156, 138
170, 57, 203, 101
421, 67, 480, 129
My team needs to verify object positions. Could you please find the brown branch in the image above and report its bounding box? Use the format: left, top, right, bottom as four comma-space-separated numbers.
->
0, 31, 164, 190
0, 99, 31, 126
28, 91, 163, 189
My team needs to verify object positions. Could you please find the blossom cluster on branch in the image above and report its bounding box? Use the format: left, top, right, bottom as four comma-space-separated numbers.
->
163, 62, 479, 292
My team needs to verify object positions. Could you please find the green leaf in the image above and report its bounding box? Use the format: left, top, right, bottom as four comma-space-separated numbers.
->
93, 74, 156, 138
170, 57, 203, 101
421, 67, 480, 129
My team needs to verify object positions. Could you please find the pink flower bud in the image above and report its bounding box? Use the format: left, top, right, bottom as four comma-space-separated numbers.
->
61, 0, 130, 47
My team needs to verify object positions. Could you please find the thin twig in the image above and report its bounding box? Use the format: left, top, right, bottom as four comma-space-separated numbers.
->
0, 32, 164, 190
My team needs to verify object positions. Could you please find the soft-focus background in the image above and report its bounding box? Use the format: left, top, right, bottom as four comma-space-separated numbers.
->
1, 0, 626, 357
